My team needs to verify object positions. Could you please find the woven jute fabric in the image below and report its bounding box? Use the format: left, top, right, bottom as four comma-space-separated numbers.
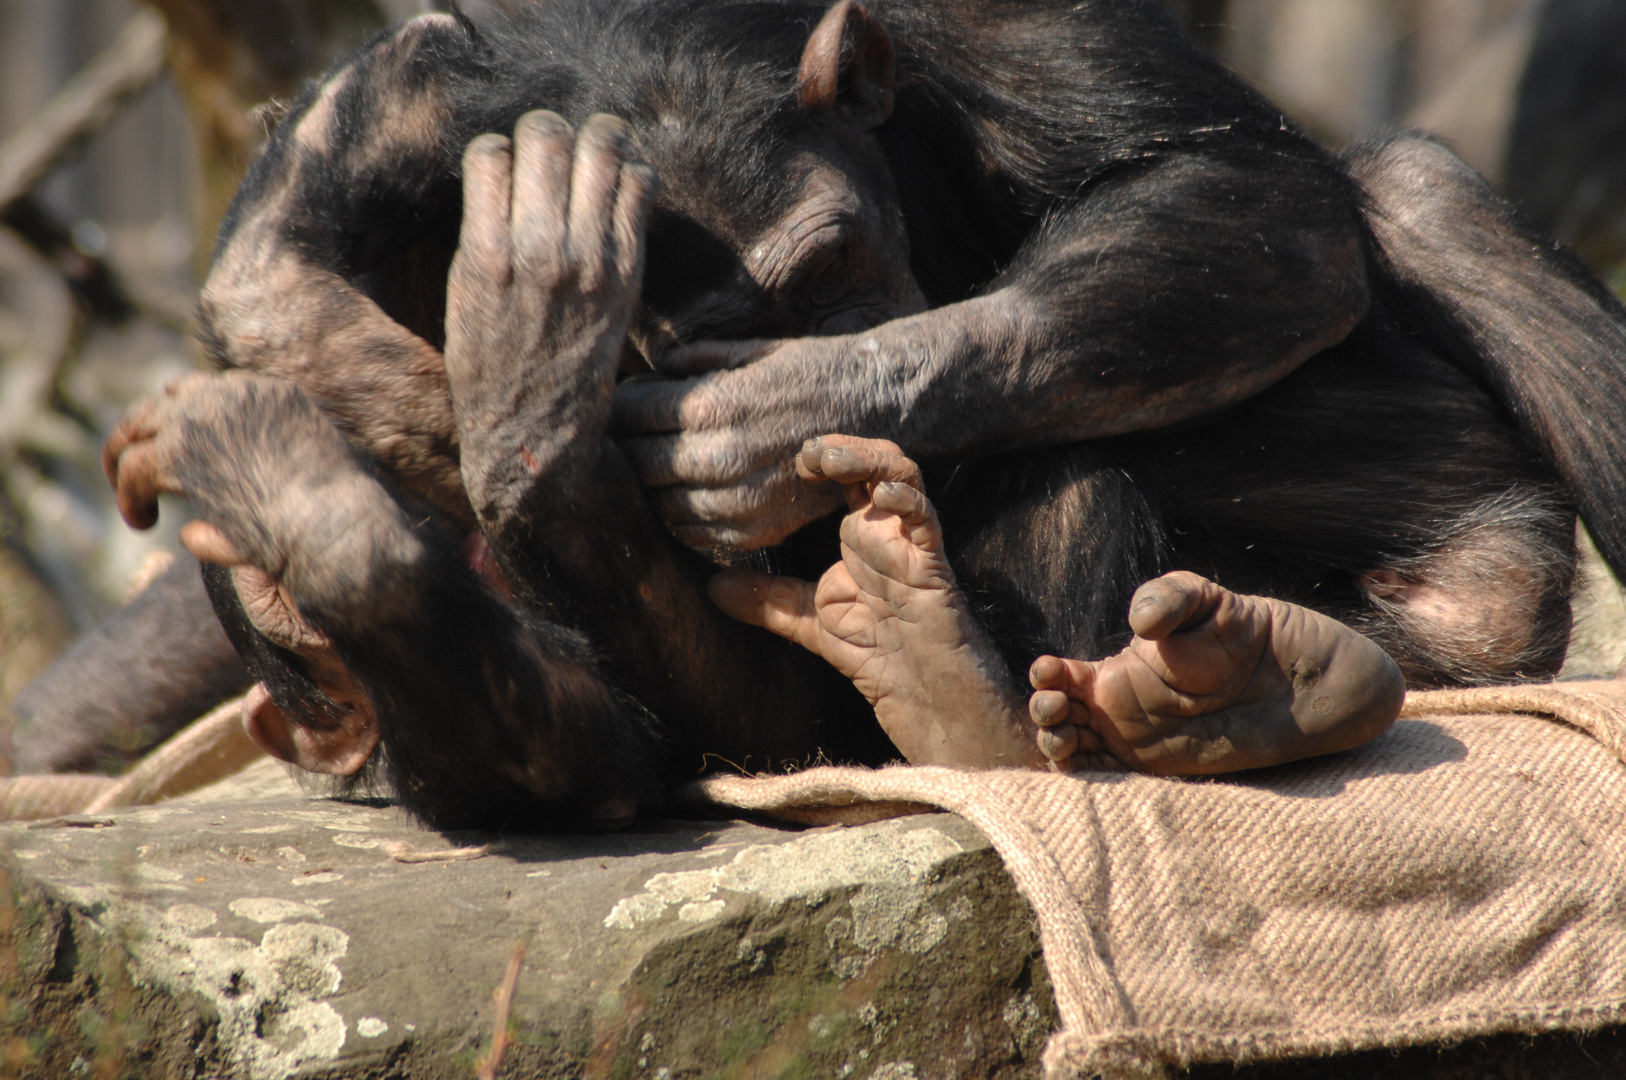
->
691, 679, 1626, 1079
0, 694, 258, 820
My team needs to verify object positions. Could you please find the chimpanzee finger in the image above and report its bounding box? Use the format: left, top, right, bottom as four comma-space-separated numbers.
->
618, 430, 758, 487
797, 435, 920, 488
1126, 571, 1227, 640
707, 569, 825, 656
610, 379, 683, 433
665, 492, 841, 551
100, 396, 160, 488
869, 480, 934, 527
509, 111, 574, 274
645, 469, 792, 522
456, 133, 515, 274
653, 339, 775, 376
567, 114, 634, 288
110, 439, 170, 530
610, 372, 741, 433
612, 159, 659, 287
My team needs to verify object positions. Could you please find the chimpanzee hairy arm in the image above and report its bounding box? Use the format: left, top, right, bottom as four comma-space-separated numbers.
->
614, 155, 1367, 473
6, 552, 248, 774
609, 0, 1373, 548
199, 5, 1371, 554
102, 373, 663, 829
443, 111, 878, 772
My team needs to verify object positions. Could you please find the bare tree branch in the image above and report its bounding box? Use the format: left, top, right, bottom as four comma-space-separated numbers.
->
2, 198, 136, 325
0, 11, 168, 213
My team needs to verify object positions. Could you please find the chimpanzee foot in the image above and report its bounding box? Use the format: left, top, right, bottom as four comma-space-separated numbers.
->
1028, 572, 1405, 775
710, 436, 1042, 769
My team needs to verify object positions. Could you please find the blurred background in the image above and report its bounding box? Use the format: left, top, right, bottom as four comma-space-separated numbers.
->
0, 0, 1622, 713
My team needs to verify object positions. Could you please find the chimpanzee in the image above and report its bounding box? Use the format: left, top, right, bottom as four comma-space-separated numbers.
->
23, 0, 1626, 829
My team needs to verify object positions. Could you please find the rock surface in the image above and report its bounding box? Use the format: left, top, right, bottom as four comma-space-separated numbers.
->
2, 765, 1625, 1079
0, 783, 1053, 1080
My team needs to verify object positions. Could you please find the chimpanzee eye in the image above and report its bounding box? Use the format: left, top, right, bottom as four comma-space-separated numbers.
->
806, 243, 850, 307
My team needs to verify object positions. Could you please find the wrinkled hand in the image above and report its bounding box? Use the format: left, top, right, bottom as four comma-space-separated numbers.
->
611, 337, 859, 550
444, 110, 656, 527
101, 370, 411, 604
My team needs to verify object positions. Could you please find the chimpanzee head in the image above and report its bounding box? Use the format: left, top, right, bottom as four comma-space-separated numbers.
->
452, 0, 930, 361
623, 1, 928, 358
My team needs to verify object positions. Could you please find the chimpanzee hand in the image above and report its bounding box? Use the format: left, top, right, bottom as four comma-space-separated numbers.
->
708, 435, 1040, 769
443, 111, 656, 531
611, 336, 868, 549
102, 371, 421, 609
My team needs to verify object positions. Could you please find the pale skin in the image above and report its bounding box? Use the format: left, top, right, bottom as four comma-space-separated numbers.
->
714, 437, 1406, 774
709, 435, 1041, 770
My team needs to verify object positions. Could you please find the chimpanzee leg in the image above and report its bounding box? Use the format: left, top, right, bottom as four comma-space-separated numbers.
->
931, 442, 1171, 676
712, 436, 1403, 775
7, 552, 248, 774
1350, 518, 1576, 687
1139, 311, 1579, 689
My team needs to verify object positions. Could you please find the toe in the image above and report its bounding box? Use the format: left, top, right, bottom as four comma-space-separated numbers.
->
1029, 688, 1074, 726
1030, 654, 1068, 690
1127, 571, 1226, 640
1037, 723, 1080, 762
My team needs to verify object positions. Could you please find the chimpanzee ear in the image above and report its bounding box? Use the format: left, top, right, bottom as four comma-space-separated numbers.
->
797, 0, 896, 130
242, 683, 381, 777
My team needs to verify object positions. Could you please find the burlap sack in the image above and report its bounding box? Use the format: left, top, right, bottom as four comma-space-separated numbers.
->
692, 679, 1626, 1079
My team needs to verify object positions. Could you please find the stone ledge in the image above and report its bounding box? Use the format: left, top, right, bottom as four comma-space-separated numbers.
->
0, 789, 1053, 1080
3, 772, 1626, 1079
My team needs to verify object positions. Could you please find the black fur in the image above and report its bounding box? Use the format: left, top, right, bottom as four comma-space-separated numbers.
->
22, 1, 1626, 830
200, 1, 1626, 813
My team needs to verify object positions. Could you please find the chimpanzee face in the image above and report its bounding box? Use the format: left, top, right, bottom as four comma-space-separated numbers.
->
629, 119, 927, 364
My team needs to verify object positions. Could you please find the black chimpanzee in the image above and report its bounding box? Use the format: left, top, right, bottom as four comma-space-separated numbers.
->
22, 0, 1626, 829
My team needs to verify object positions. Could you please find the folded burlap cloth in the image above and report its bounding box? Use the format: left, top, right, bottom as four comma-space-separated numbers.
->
6, 681, 1626, 1077
691, 680, 1626, 1078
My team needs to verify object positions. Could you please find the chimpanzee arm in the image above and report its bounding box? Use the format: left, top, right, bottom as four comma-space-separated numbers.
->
446, 112, 875, 770
198, 12, 484, 526
614, 149, 1369, 549
101, 372, 663, 829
